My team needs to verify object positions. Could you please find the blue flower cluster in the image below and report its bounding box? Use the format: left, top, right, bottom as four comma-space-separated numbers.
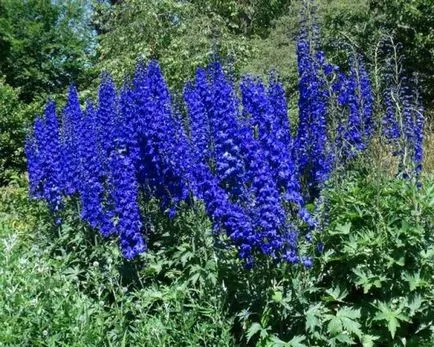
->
382, 81, 425, 177
332, 57, 375, 161
25, 14, 424, 266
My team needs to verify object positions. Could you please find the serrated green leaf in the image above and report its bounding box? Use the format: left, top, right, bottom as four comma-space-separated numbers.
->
341, 317, 362, 338
332, 222, 352, 235
387, 317, 399, 339
353, 268, 385, 293
361, 334, 380, 347
327, 316, 343, 335
247, 322, 263, 342
335, 332, 355, 344
287, 335, 307, 347
407, 294, 423, 315
337, 307, 361, 320
373, 302, 408, 339
268, 335, 307, 347
402, 272, 423, 291
306, 311, 321, 333
324, 286, 348, 302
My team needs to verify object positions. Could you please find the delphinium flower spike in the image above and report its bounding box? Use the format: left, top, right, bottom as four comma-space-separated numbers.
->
61, 85, 82, 196
42, 101, 63, 212
77, 101, 106, 232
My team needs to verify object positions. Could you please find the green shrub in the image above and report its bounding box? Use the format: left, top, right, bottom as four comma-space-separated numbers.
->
0, 79, 26, 184
230, 172, 434, 346
1, 173, 433, 346
0, 180, 234, 346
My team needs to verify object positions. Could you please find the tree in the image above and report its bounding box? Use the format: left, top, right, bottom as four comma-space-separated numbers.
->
0, 0, 95, 102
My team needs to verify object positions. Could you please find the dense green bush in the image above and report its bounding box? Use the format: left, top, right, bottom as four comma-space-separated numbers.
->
94, 0, 255, 90
0, 0, 95, 185
0, 179, 234, 345
224, 172, 434, 346
321, 172, 434, 344
1, 171, 433, 346
0, 79, 39, 185
320, 0, 434, 107
0, 0, 95, 102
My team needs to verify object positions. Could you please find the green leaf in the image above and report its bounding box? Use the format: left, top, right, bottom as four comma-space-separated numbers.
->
332, 222, 352, 235
287, 335, 307, 347
373, 301, 408, 339
247, 322, 264, 342
361, 335, 380, 347
327, 316, 343, 335
387, 317, 399, 339
272, 291, 283, 303
336, 307, 361, 320
335, 333, 355, 344
336, 307, 362, 338
402, 272, 425, 291
324, 286, 348, 302
353, 268, 385, 293
305, 304, 322, 333
268, 335, 307, 347
407, 294, 423, 316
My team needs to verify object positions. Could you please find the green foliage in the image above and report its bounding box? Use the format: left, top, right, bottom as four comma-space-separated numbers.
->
222, 172, 434, 346
319, 0, 434, 106
368, 0, 434, 102
191, 0, 293, 37
321, 173, 434, 344
1, 173, 433, 345
0, 79, 23, 184
0, 179, 234, 346
94, 0, 253, 89
0, 0, 95, 102
0, 0, 95, 183
240, 13, 300, 94
93, 0, 299, 91
0, 79, 43, 185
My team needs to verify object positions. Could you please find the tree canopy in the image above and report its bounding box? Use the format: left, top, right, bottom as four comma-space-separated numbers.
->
0, 0, 94, 102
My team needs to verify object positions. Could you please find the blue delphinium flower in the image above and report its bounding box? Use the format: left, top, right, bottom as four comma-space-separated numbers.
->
110, 149, 146, 259
148, 61, 194, 211
295, 29, 332, 199
241, 76, 302, 206
92, 74, 120, 236
358, 59, 374, 139
116, 83, 140, 166
382, 88, 400, 142
183, 70, 212, 164
24, 131, 42, 199
132, 60, 161, 190
240, 123, 288, 260
207, 62, 247, 200
132, 60, 195, 215
77, 101, 107, 232
60, 85, 82, 196
193, 161, 255, 266
97, 73, 117, 164
267, 73, 292, 146
41, 101, 63, 212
